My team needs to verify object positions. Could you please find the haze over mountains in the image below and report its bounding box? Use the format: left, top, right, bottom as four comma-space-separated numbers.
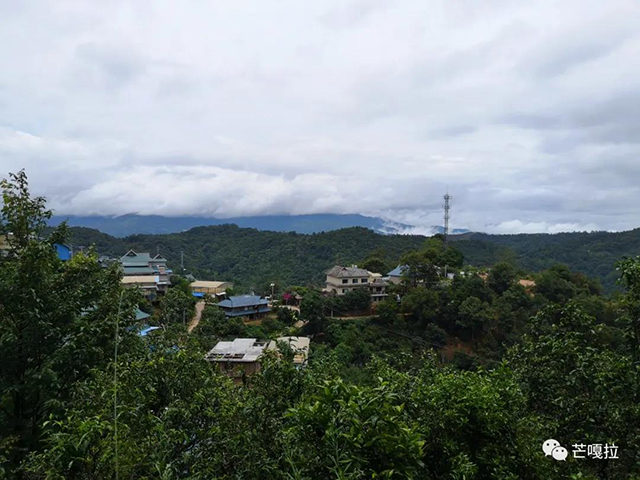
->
50, 214, 470, 237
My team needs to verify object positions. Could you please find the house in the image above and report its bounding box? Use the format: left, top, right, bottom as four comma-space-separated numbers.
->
205, 338, 270, 383
269, 336, 310, 366
206, 336, 310, 383
190, 280, 233, 297
368, 276, 389, 303
217, 295, 271, 318
387, 265, 409, 284
119, 250, 171, 297
324, 265, 388, 302
324, 265, 370, 295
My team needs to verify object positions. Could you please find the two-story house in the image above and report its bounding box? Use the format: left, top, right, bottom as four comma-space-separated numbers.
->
324, 265, 370, 295
324, 265, 388, 303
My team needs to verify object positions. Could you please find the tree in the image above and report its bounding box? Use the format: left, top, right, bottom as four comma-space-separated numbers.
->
0, 171, 140, 474
509, 303, 639, 478
339, 288, 371, 313
487, 261, 516, 295
300, 290, 326, 335
158, 286, 195, 326
401, 288, 439, 325
376, 299, 400, 325
456, 296, 492, 341
285, 379, 425, 479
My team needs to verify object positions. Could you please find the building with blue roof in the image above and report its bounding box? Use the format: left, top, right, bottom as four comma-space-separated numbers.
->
217, 295, 271, 319
54, 243, 72, 261
387, 265, 409, 284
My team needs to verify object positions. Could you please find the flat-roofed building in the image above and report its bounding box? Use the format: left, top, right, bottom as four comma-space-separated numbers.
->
205, 338, 270, 383
190, 280, 233, 296
206, 336, 310, 383
269, 336, 310, 366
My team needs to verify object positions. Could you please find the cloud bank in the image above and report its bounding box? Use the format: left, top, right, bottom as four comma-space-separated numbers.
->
1, 0, 640, 234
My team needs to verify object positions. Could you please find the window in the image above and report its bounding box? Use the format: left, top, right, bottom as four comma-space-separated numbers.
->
342, 289, 347, 294
352, 279, 358, 284
361, 279, 368, 283
342, 279, 348, 284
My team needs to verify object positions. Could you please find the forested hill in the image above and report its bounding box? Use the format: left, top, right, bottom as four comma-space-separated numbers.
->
68, 225, 640, 292
68, 225, 428, 290
452, 229, 640, 291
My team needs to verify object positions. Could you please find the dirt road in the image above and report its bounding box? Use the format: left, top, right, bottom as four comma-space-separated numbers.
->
188, 301, 205, 332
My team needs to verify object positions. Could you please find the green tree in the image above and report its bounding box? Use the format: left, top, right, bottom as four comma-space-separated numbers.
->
285, 379, 425, 479
376, 299, 400, 325
158, 286, 195, 326
456, 296, 492, 341
0, 171, 140, 474
301, 290, 326, 335
509, 303, 639, 478
487, 261, 516, 295
401, 288, 439, 325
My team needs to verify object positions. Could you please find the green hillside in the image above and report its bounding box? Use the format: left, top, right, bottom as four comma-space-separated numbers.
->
68, 225, 640, 293
452, 230, 640, 292
68, 225, 427, 290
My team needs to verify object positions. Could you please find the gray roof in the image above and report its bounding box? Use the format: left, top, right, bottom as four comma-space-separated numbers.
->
205, 338, 269, 363
120, 250, 153, 266
325, 265, 369, 278
218, 295, 269, 309
388, 265, 409, 277
123, 266, 156, 275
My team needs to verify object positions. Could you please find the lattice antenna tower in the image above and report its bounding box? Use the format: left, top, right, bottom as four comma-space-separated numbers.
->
443, 192, 452, 244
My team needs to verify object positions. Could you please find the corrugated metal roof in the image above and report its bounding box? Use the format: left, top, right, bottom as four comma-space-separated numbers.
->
190, 280, 231, 289
120, 250, 153, 266
388, 265, 409, 277
123, 266, 157, 275
205, 338, 270, 363
122, 276, 160, 284
325, 265, 369, 278
218, 295, 268, 308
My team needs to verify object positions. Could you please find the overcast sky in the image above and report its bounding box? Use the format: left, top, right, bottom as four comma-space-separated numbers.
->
1, 1, 640, 234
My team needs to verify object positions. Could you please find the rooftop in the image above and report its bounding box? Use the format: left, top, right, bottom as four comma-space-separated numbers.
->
122, 275, 160, 285
191, 280, 231, 289
388, 265, 409, 277
205, 338, 270, 363
218, 295, 269, 309
325, 265, 369, 278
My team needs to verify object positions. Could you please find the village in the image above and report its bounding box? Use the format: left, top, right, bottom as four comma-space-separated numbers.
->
47, 245, 534, 384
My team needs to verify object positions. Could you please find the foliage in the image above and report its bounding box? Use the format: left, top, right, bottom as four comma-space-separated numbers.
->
158, 285, 196, 326
3, 171, 640, 479
0, 171, 141, 474
487, 261, 516, 294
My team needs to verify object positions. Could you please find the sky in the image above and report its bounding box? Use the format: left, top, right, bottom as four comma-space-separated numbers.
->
1, 0, 640, 234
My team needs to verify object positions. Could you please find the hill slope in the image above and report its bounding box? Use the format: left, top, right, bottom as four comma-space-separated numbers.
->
68, 225, 640, 293
68, 225, 427, 291
452, 230, 640, 291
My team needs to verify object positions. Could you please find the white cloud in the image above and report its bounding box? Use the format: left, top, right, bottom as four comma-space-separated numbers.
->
1, 0, 640, 233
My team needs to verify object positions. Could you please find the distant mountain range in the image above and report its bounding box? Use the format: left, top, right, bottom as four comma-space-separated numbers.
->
50, 213, 467, 237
